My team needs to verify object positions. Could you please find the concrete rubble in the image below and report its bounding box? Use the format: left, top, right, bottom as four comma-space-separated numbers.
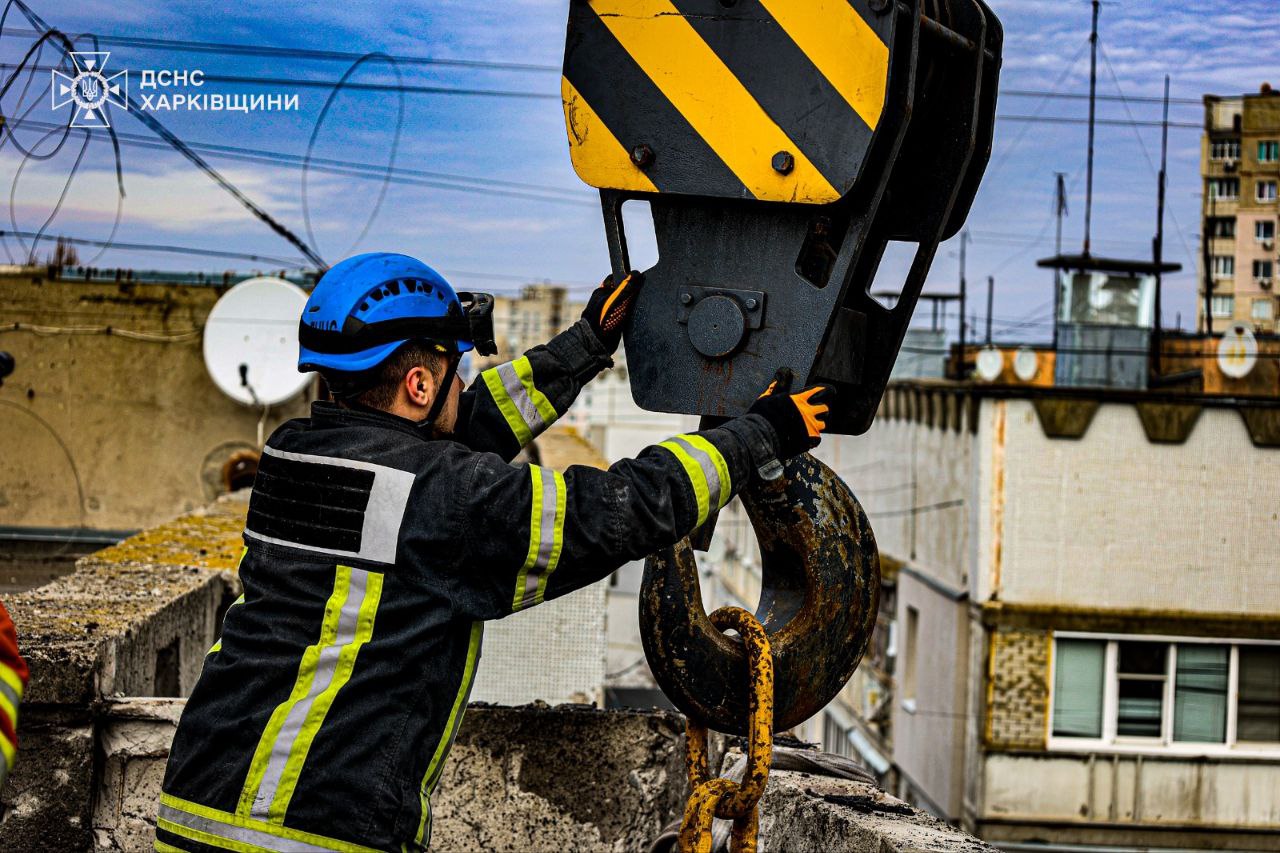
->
0, 484, 996, 852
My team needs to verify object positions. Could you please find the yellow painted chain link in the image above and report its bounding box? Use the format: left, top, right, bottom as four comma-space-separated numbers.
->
678, 606, 774, 853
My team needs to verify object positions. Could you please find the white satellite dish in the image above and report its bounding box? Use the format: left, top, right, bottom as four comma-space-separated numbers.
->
204, 276, 312, 406
974, 346, 1003, 382
1013, 346, 1039, 382
1217, 323, 1258, 379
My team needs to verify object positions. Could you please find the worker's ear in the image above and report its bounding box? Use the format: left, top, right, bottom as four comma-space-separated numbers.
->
406, 365, 436, 409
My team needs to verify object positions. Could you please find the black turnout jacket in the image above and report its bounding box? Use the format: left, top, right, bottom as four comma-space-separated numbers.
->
157, 320, 781, 852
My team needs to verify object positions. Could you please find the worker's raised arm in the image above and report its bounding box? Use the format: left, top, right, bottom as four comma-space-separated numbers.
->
440, 375, 833, 621
452, 272, 641, 461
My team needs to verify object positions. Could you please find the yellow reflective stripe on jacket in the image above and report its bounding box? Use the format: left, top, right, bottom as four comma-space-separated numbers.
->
160, 792, 381, 852
415, 621, 483, 848
238, 566, 383, 821
481, 356, 558, 446
208, 548, 249, 656
0, 660, 22, 732
511, 466, 567, 612
658, 434, 730, 527
265, 571, 382, 822
208, 593, 246, 656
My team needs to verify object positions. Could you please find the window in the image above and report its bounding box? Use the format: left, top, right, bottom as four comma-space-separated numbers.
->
1254, 259, 1274, 280
1257, 220, 1276, 242
1211, 254, 1235, 278
822, 713, 857, 759
1209, 178, 1239, 199
1252, 299, 1274, 321
1211, 295, 1235, 317
1259, 140, 1279, 163
1238, 647, 1280, 742
1050, 636, 1280, 752
1209, 217, 1236, 238
1258, 181, 1278, 203
1116, 641, 1166, 737
1211, 139, 1240, 160
902, 606, 919, 708
1173, 645, 1228, 743
1052, 639, 1105, 738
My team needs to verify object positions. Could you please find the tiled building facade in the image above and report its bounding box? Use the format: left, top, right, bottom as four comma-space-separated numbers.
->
1201, 86, 1280, 333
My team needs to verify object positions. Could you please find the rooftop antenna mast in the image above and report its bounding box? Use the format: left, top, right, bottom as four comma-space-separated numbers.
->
1153, 75, 1170, 373
1052, 171, 1068, 347
1083, 0, 1100, 256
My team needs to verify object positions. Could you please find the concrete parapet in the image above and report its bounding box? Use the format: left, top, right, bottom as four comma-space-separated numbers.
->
1, 495, 243, 850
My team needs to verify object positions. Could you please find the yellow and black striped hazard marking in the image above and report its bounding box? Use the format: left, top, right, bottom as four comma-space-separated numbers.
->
562, 0, 892, 204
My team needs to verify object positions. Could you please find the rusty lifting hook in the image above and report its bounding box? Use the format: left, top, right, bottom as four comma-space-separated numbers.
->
640, 453, 880, 735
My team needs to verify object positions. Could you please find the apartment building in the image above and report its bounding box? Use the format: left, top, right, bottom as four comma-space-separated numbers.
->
471, 282, 587, 373
788, 375, 1280, 852
1201, 85, 1280, 333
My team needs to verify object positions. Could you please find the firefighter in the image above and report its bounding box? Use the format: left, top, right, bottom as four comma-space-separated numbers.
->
157, 252, 833, 852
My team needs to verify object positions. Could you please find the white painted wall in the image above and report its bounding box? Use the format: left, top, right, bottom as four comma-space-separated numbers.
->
992, 400, 1280, 613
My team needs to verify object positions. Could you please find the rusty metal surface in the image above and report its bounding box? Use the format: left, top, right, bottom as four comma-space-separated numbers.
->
679, 607, 772, 853
640, 454, 880, 735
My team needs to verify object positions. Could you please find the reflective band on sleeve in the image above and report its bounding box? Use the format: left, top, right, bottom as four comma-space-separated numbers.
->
160, 793, 382, 852
511, 466, 567, 612
658, 434, 731, 527
675, 434, 731, 510
238, 566, 383, 823
415, 621, 483, 849
481, 356, 558, 447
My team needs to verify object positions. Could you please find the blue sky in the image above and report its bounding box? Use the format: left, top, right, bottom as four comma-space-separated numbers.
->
6, 0, 1280, 340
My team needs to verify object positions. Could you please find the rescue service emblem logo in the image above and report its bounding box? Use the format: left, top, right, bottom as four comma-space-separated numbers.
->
51, 52, 128, 128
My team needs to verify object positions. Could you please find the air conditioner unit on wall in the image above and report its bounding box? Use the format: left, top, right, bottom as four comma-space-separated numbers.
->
1264, 239, 1275, 250
1225, 158, 1238, 172
1259, 278, 1274, 290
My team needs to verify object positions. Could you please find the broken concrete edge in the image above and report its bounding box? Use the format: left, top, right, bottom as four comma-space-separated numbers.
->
7, 492, 247, 704
77, 699, 993, 853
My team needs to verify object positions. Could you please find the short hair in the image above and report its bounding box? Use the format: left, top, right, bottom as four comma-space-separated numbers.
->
324, 341, 449, 411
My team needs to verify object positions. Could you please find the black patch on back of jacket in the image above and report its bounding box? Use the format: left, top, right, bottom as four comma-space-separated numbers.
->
247, 453, 373, 553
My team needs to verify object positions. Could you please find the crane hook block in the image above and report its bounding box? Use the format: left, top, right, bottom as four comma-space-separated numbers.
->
639, 452, 880, 735
562, 0, 1003, 434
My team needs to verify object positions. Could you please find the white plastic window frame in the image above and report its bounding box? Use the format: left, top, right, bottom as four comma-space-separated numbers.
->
1047, 631, 1280, 758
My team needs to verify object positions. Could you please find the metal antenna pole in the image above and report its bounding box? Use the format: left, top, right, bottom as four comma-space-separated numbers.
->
986, 275, 994, 344
1053, 172, 1068, 347
1153, 74, 1169, 374
1083, 0, 1100, 255
1203, 192, 1216, 336
958, 230, 969, 377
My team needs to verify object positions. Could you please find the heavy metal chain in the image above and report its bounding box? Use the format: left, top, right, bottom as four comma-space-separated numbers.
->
678, 607, 774, 853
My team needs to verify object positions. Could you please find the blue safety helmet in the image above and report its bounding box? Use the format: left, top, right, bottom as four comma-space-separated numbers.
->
297, 252, 496, 375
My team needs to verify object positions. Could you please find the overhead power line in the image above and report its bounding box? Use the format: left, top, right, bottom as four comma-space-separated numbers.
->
1, 60, 1212, 127
0, 27, 1222, 110
999, 114, 1200, 130
10, 117, 595, 207
0, 28, 563, 73
0, 229, 307, 265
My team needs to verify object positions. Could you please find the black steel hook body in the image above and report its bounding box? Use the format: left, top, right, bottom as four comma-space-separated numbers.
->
640, 453, 880, 735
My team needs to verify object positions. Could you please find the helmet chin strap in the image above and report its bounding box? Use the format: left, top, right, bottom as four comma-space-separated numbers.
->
418, 351, 460, 438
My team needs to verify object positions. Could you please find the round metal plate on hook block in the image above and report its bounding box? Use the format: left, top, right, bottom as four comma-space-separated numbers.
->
687, 294, 747, 358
